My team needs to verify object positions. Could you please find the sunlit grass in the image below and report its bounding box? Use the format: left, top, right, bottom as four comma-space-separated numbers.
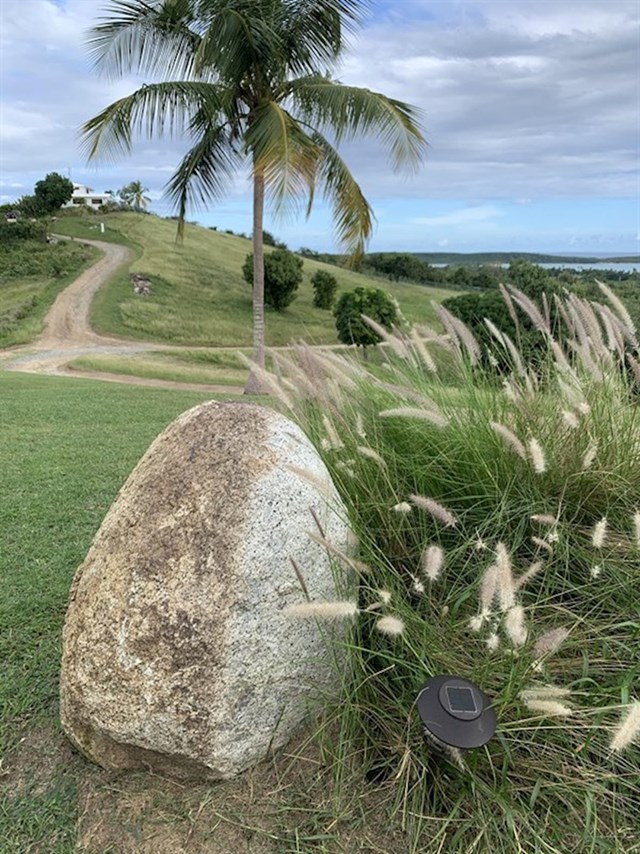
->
53, 212, 459, 346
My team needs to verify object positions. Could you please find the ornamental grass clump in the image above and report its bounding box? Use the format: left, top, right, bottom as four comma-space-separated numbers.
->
273, 284, 640, 851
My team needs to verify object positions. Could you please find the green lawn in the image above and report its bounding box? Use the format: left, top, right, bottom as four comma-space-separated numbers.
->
53, 212, 458, 347
0, 374, 228, 852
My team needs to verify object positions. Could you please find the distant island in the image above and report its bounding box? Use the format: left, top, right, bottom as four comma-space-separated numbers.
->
412, 252, 640, 265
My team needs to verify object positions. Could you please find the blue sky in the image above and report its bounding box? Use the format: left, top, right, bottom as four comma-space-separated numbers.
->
1, 0, 638, 255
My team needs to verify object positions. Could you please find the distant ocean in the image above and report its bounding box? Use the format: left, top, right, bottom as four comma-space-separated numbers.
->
538, 262, 638, 273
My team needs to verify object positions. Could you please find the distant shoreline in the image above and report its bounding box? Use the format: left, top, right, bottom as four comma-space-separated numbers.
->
412, 252, 640, 265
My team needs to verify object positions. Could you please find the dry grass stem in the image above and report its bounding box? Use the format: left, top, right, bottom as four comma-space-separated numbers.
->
410, 495, 458, 527
285, 465, 334, 499
306, 531, 371, 574
609, 701, 640, 752
490, 422, 526, 459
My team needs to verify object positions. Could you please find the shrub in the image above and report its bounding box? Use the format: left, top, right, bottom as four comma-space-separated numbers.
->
311, 270, 338, 310
334, 286, 399, 352
263, 285, 640, 851
242, 248, 303, 312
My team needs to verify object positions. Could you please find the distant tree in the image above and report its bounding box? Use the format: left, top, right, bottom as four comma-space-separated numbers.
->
473, 266, 498, 289
506, 259, 552, 297
311, 270, 338, 310
33, 172, 74, 213
243, 248, 303, 312
117, 181, 151, 211
334, 287, 399, 355
17, 194, 47, 218
448, 266, 472, 288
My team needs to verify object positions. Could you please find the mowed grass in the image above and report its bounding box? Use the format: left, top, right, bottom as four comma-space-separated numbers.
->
69, 349, 250, 387
0, 373, 231, 851
54, 212, 458, 347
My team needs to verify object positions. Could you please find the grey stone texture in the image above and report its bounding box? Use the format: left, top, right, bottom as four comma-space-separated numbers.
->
60, 401, 349, 780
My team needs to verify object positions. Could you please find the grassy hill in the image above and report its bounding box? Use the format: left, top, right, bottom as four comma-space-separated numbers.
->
53, 212, 458, 347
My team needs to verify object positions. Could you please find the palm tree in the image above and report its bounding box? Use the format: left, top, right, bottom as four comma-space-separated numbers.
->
128, 180, 151, 211
82, 0, 426, 393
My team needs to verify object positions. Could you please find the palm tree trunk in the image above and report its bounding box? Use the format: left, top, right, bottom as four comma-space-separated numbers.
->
244, 166, 268, 394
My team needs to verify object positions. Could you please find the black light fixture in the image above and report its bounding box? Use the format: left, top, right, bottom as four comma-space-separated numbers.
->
417, 675, 497, 750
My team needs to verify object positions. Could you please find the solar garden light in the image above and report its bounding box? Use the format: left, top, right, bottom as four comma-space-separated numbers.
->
417, 675, 497, 753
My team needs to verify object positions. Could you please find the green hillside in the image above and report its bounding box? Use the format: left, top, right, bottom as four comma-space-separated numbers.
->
53, 212, 457, 347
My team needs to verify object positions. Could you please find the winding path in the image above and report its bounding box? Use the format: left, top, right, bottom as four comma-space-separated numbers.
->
2, 238, 245, 394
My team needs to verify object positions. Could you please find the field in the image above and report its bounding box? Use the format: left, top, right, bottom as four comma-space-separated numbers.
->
53, 212, 457, 348
0, 240, 99, 346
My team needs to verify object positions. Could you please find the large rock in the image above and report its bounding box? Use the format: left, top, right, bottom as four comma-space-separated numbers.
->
60, 401, 350, 780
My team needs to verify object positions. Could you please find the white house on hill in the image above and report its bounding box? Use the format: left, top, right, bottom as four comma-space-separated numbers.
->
62, 183, 113, 209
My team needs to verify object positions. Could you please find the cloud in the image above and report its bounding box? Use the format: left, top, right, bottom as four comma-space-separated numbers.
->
0, 0, 636, 250
411, 205, 504, 227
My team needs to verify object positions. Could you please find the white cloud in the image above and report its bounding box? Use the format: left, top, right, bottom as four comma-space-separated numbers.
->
411, 205, 504, 227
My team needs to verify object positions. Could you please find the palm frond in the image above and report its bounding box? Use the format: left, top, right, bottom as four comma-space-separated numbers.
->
164, 122, 244, 240
80, 81, 229, 161
87, 0, 201, 81
290, 76, 427, 169
279, 0, 370, 75
245, 101, 320, 217
309, 129, 373, 263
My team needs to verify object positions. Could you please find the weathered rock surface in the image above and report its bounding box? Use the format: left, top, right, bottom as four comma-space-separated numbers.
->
60, 401, 350, 780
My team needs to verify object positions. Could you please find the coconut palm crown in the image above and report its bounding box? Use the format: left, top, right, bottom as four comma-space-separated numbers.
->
82, 0, 426, 392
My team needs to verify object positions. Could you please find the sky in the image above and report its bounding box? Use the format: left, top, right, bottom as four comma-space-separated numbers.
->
1, 0, 638, 255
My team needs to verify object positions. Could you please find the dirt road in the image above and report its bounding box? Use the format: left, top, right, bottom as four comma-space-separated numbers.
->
3, 238, 244, 393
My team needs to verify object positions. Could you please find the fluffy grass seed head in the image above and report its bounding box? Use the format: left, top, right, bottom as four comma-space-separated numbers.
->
521, 697, 573, 717
286, 600, 359, 619
486, 632, 500, 652
392, 501, 412, 514
421, 544, 444, 581
490, 422, 526, 459
504, 605, 528, 647
532, 536, 553, 553
528, 438, 547, 474
378, 407, 449, 429
496, 542, 515, 611
609, 701, 640, 753
590, 564, 602, 579
521, 685, 572, 701
592, 517, 608, 549
356, 445, 388, 468
530, 514, 558, 526
562, 410, 580, 429
633, 511, 640, 549
534, 627, 570, 658
410, 495, 458, 527
375, 615, 405, 637
582, 442, 598, 470
321, 414, 343, 450
479, 563, 499, 613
